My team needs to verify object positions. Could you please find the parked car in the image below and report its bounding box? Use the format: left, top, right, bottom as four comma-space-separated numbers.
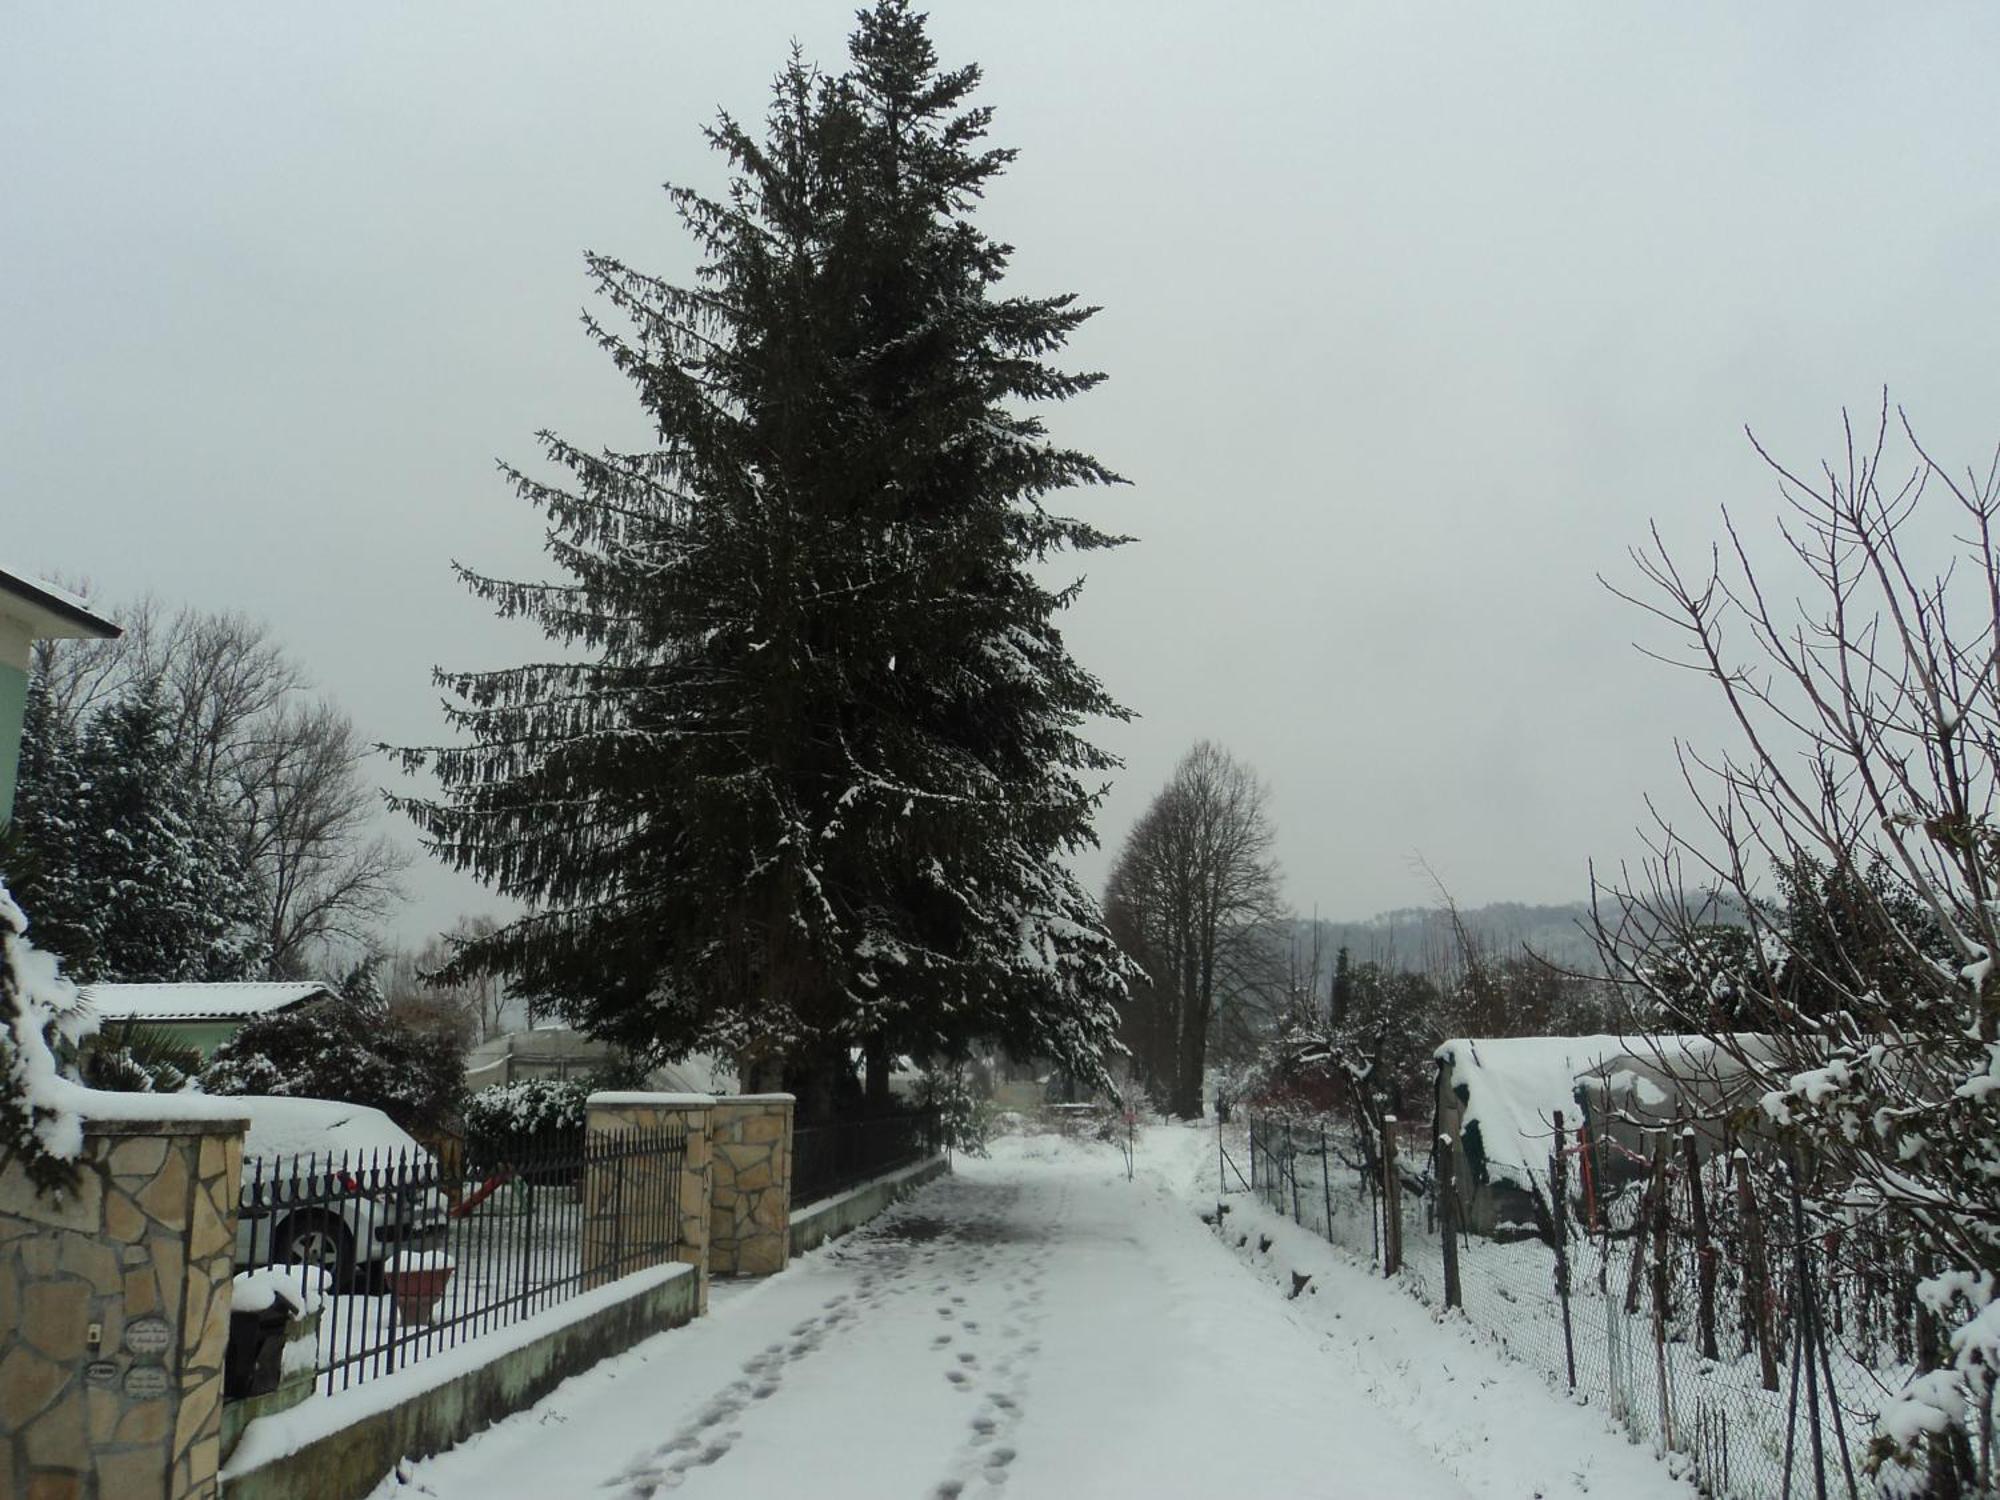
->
231, 1096, 449, 1286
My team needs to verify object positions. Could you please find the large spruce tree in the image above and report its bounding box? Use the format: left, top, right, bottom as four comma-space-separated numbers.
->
397, 3, 1132, 1111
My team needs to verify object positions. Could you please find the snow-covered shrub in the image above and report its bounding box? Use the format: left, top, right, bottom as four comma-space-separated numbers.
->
462, 1077, 589, 1154
203, 999, 463, 1135
0, 881, 96, 1192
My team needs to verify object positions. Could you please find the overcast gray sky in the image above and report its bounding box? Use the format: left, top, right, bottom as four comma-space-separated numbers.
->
9, 2, 2000, 949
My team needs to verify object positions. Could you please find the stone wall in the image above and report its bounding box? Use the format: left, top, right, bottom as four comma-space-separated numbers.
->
707, 1095, 793, 1278
582, 1094, 711, 1313
0, 1113, 246, 1500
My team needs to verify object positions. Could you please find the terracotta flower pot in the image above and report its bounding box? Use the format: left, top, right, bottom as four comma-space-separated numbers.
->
385, 1264, 454, 1325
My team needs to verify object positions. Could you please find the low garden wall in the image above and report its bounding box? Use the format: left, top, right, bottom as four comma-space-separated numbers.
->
217, 1262, 698, 1500
788, 1154, 950, 1257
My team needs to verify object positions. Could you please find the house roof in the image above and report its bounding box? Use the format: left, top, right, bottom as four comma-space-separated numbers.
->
0, 566, 120, 642
82, 981, 336, 1025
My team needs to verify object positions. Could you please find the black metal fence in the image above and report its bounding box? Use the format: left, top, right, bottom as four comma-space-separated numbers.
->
790, 1107, 941, 1207
236, 1123, 686, 1396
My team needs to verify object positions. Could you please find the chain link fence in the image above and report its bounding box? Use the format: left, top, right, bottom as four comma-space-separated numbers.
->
1242, 1113, 1945, 1500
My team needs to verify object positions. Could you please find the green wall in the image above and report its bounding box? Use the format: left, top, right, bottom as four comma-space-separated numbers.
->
0, 658, 25, 827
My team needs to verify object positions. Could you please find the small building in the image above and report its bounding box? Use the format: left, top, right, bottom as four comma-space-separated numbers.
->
0, 567, 119, 825
81, 980, 337, 1060
1434, 1034, 1630, 1237
1435, 1031, 1782, 1237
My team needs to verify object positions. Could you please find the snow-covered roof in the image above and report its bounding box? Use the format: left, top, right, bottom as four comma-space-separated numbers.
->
1438, 1032, 1782, 1189
82, 981, 336, 1025
0, 565, 120, 641
1436, 1034, 1633, 1189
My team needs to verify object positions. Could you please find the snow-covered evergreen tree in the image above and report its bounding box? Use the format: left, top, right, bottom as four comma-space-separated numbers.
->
396, 2, 1132, 1110
9, 686, 267, 982
4, 681, 97, 972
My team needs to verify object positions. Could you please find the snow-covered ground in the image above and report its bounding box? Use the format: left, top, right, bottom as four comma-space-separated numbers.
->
374, 1124, 1695, 1499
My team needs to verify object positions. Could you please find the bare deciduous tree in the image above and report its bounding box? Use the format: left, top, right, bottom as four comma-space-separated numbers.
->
238, 699, 406, 975
1105, 741, 1285, 1118
1597, 401, 2000, 1491
400, 916, 509, 1042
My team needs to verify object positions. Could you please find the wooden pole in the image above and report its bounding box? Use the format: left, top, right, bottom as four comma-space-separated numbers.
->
1735, 1146, 1781, 1392
1286, 1122, 1302, 1223
1551, 1109, 1578, 1389
1319, 1125, 1334, 1239
1682, 1128, 1719, 1362
1650, 1138, 1674, 1451
1623, 1146, 1658, 1318
1381, 1115, 1402, 1277
1435, 1125, 1462, 1309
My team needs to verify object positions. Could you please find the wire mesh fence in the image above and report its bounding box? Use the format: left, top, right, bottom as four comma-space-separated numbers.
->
790, 1106, 942, 1207
1242, 1112, 1951, 1500
237, 1123, 687, 1396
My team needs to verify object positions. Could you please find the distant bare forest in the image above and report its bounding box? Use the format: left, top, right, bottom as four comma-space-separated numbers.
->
1296, 902, 1602, 977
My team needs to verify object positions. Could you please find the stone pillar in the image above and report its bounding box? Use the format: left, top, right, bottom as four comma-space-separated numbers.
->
583, 1094, 711, 1313
0, 1110, 246, 1500
708, 1095, 794, 1278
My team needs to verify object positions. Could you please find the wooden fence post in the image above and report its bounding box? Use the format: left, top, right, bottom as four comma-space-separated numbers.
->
1682, 1128, 1719, 1362
1551, 1109, 1578, 1389
1623, 1142, 1662, 1317
1285, 1123, 1302, 1223
1436, 1124, 1462, 1310
1318, 1126, 1334, 1239
1735, 1145, 1781, 1392
1651, 1138, 1675, 1447
1381, 1116, 1403, 1277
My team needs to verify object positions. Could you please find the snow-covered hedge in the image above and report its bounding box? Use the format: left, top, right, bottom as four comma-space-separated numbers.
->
462, 1077, 589, 1147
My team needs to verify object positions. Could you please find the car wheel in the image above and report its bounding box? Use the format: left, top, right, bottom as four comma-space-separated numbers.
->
275, 1211, 355, 1287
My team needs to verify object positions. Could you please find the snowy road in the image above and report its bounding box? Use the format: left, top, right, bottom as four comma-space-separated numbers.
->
379, 1130, 1677, 1500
